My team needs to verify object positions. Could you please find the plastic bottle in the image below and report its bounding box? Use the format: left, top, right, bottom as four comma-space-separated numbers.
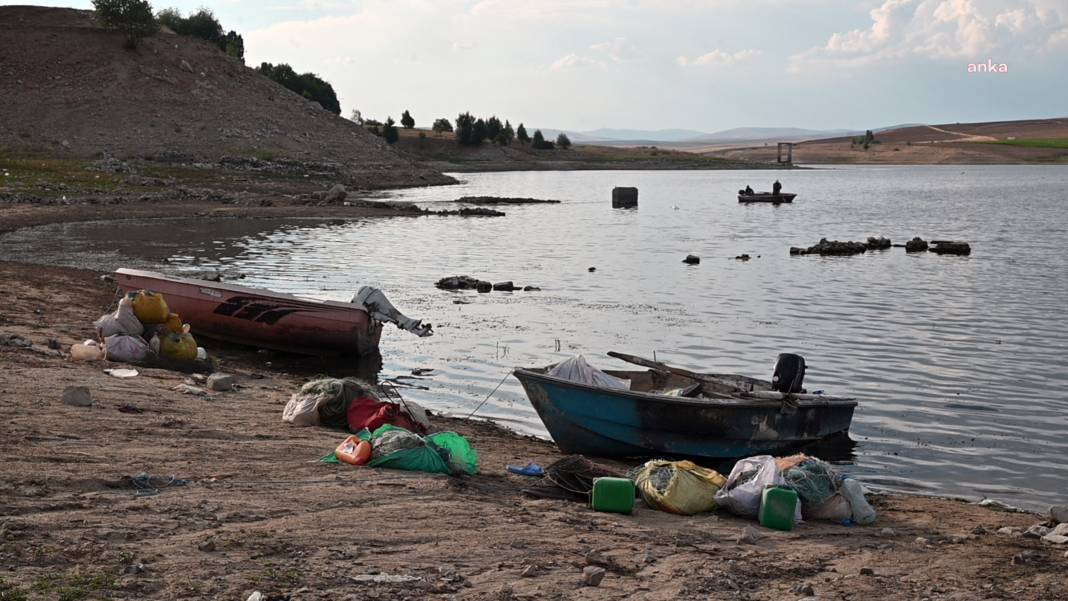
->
840, 477, 877, 525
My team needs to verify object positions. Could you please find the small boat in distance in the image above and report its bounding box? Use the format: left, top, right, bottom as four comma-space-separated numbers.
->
513, 352, 856, 459
738, 190, 797, 203
114, 268, 431, 357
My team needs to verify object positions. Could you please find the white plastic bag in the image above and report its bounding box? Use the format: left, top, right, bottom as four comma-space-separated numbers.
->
104, 335, 150, 363
94, 297, 144, 339
548, 355, 630, 390
840, 477, 877, 525
714, 455, 800, 521
805, 492, 853, 522
282, 394, 322, 426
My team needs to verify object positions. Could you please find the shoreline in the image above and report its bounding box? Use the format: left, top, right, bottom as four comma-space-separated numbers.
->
1, 201, 1067, 599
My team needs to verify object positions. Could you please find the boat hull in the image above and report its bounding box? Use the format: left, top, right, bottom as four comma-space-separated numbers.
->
114, 268, 381, 356
513, 368, 855, 459
738, 193, 796, 203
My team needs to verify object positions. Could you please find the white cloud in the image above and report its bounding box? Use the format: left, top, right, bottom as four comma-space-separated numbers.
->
590, 37, 640, 62
790, 0, 1068, 72
550, 53, 605, 70
677, 48, 760, 67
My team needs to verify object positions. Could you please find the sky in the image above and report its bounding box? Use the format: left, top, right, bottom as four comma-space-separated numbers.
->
9, 0, 1068, 132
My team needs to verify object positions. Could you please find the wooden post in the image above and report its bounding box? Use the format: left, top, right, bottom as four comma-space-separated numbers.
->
777, 142, 793, 164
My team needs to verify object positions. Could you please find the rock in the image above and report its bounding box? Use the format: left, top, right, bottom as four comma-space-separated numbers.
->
476, 281, 492, 293
683, 254, 700, 265
905, 236, 929, 252
436, 275, 480, 290
859, 567, 875, 576
179, 59, 194, 73
206, 373, 236, 392
866, 236, 892, 250
1052, 523, 1068, 536
588, 267, 596, 272
520, 564, 540, 577
323, 183, 347, 203
1050, 505, 1068, 524
996, 526, 1021, 536
611, 186, 638, 208
246, 593, 262, 601
792, 238, 869, 256
582, 566, 606, 587
1024, 525, 1051, 539
734, 254, 751, 261
61, 386, 93, 407
522, 286, 541, 292
929, 240, 971, 255
453, 207, 505, 217
915, 537, 929, 545
492, 281, 516, 292
1044, 533, 1068, 545
198, 539, 216, 552
793, 584, 815, 596
880, 527, 896, 536
61, 139, 71, 149
455, 196, 561, 205
737, 526, 762, 545
123, 562, 146, 575
971, 525, 989, 535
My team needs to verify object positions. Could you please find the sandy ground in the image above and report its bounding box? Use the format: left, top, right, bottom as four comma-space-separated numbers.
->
1, 255, 1066, 601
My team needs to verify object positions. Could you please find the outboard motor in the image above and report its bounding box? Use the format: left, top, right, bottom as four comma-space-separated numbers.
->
772, 353, 806, 394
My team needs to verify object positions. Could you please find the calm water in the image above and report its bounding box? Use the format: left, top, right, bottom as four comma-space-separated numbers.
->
3, 165, 1067, 510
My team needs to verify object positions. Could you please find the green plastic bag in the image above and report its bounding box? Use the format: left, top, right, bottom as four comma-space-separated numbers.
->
322, 425, 477, 475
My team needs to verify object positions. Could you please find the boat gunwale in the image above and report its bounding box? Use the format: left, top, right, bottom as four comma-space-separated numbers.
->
512, 367, 857, 409
115, 268, 370, 314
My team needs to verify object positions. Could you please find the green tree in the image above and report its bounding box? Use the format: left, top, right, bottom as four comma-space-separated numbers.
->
383, 117, 399, 144
556, 132, 572, 149
473, 118, 488, 144
516, 123, 530, 144
485, 116, 503, 141
93, 0, 159, 49
455, 112, 477, 145
531, 129, 554, 150
400, 110, 415, 129
257, 62, 341, 114
432, 118, 453, 135
863, 129, 875, 150
223, 30, 244, 62
503, 120, 515, 144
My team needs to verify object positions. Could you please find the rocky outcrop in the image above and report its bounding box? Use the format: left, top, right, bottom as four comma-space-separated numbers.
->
436, 276, 540, 292
930, 240, 972, 255
791, 238, 869, 256
905, 237, 929, 252
866, 236, 892, 250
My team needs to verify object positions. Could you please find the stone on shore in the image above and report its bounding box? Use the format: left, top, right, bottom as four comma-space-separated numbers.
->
323, 184, 347, 204
206, 373, 236, 392
1024, 524, 1051, 539
1049, 505, 1068, 524
61, 386, 92, 407
582, 566, 606, 587
683, 254, 700, 265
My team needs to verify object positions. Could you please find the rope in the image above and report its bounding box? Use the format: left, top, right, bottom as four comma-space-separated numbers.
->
464, 370, 513, 420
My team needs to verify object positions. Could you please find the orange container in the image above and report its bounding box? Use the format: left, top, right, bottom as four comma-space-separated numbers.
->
335, 436, 372, 465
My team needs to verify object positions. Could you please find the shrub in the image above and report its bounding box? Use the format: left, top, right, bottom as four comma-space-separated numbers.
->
93, 0, 159, 49
157, 7, 244, 62
432, 118, 453, 135
382, 117, 399, 144
556, 132, 572, 149
257, 62, 341, 114
516, 123, 530, 144
400, 110, 415, 129
531, 129, 554, 150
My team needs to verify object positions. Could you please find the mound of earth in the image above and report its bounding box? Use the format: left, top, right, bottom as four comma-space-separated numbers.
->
0, 6, 452, 188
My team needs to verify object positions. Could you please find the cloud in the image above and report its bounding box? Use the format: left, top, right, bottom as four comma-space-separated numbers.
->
677, 48, 760, 67
789, 0, 1068, 72
590, 37, 640, 62
550, 53, 605, 70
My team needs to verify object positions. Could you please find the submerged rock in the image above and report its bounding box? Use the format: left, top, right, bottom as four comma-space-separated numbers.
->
930, 240, 972, 255
866, 236, 892, 250
905, 237, 929, 252
493, 281, 516, 291
683, 254, 700, 265
455, 196, 561, 205
791, 238, 868, 256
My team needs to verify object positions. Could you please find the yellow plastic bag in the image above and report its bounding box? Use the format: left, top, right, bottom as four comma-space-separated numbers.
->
163, 313, 184, 334
159, 331, 197, 361
633, 460, 726, 515
129, 290, 170, 324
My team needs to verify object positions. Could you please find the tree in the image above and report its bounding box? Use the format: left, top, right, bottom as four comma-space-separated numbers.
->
455, 112, 477, 145
485, 116, 503, 142
503, 120, 515, 144
432, 118, 453, 135
257, 62, 341, 114
93, 0, 159, 49
350, 109, 364, 125
863, 129, 875, 150
556, 132, 572, 149
382, 117, 399, 144
473, 118, 488, 144
223, 30, 244, 62
531, 129, 554, 150
516, 123, 530, 144
400, 110, 415, 129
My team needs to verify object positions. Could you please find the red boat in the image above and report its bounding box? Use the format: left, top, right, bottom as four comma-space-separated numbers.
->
114, 268, 431, 356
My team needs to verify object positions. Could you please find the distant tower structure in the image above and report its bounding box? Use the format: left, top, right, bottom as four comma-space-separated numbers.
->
777, 142, 794, 165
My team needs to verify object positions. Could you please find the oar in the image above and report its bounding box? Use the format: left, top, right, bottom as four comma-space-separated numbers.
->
607, 351, 709, 381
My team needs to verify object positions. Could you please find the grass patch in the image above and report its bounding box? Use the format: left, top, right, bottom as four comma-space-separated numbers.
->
0, 154, 124, 195
31, 571, 117, 601
0, 577, 30, 601
987, 138, 1068, 149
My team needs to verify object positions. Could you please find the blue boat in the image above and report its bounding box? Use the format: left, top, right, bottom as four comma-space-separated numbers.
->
512, 354, 857, 459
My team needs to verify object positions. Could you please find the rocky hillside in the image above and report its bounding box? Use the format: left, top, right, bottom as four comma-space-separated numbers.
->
0, 6, 451, 188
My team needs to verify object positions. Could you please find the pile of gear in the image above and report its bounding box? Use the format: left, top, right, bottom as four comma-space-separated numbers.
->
73, 290, 205, 365
518, 453, 876, 530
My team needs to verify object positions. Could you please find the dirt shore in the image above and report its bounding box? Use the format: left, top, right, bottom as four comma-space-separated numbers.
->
1, 255, 1066, 600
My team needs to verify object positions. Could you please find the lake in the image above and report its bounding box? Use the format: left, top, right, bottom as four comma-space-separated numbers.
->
3, 165, 1066, 510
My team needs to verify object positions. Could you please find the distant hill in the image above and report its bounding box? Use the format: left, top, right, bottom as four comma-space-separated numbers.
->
688, 127, 857, 143
536, 126, 859, 146
0, 6, 448, 188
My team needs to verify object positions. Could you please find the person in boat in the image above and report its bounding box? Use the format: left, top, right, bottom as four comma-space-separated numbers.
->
744, 185, 754, 195
772, 180, 782, 195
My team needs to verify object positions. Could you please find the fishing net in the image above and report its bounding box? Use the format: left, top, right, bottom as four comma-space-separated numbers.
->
782, 457, 840, 507
522, 455, 625, 501
297, 377, 379, 429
